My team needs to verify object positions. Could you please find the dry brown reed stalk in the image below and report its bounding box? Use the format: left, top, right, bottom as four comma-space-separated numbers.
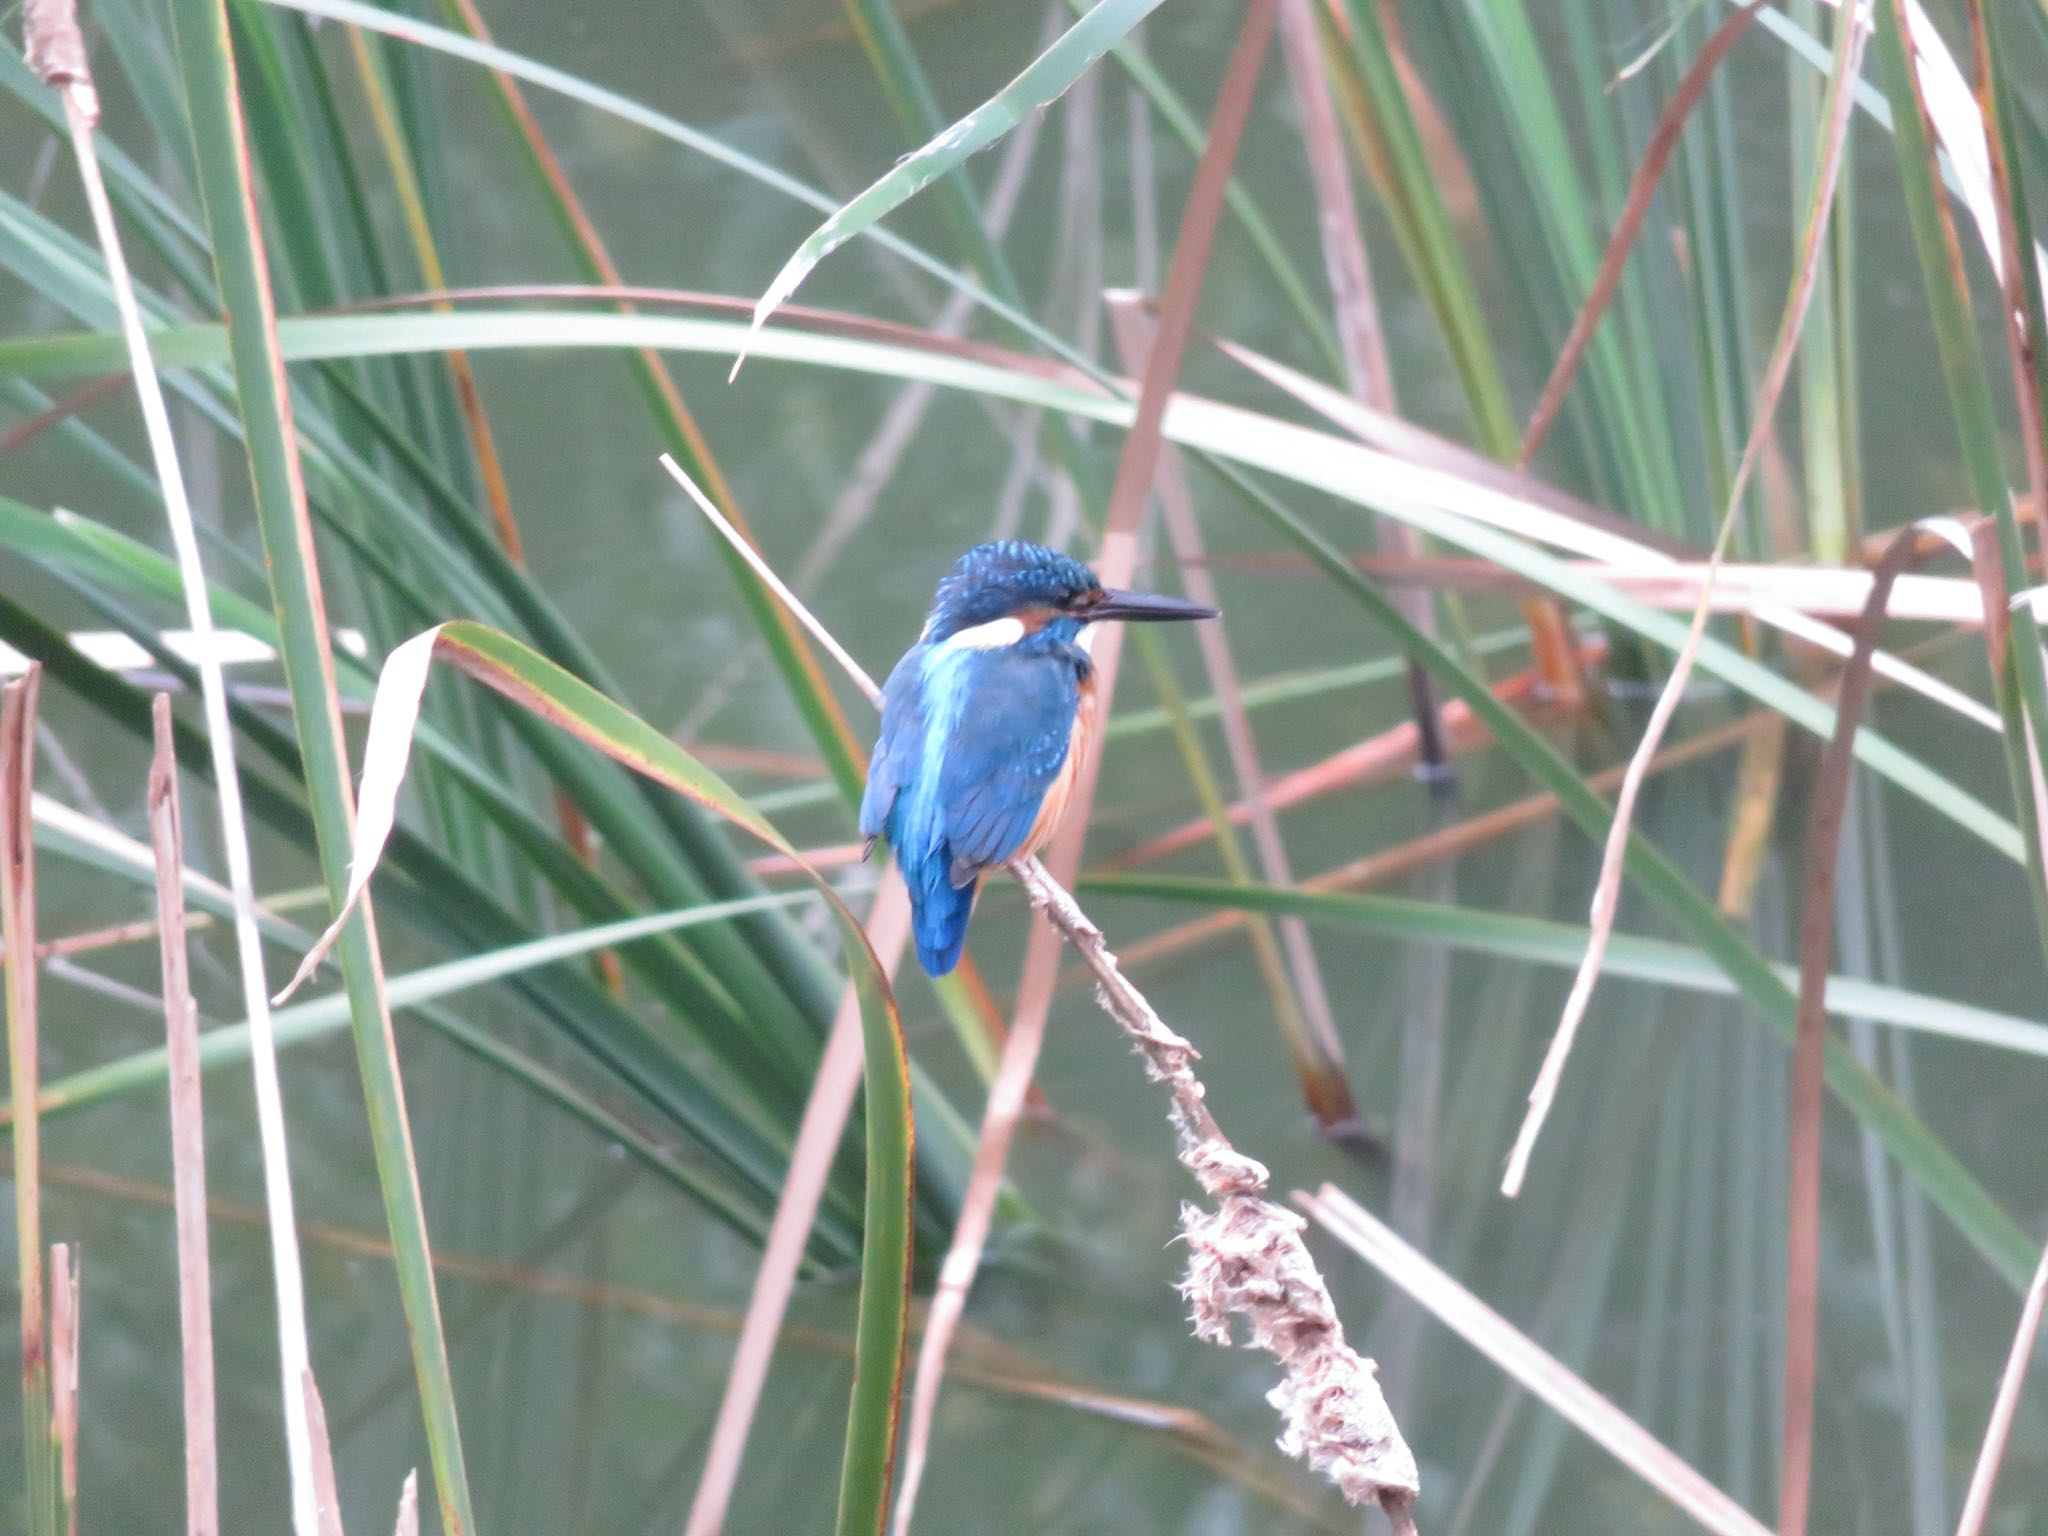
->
1275, 0, 1444, 767
1, 668, 55, 1528
1104, 295, 1353, 1128
1102, 649, 1592, 873
1954, 1237, 2048, 1536
682, 871, 911, 1536
1500, 3, 1869, 1197
1516, 0, 1766, 469
148, 696, 219, 1536
302, 1372, 345, 1536
392, 1472, 419, 1536
1781, 528, 1923, 1536
49, 1242, 78, 1536
1299, 1185, 1767, 1536
1107, 711, 1766, 984
23, 0, 329, 1514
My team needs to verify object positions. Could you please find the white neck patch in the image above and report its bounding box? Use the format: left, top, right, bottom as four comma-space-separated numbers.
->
1075, 621, 1100, 654
939, 615, 1026, 652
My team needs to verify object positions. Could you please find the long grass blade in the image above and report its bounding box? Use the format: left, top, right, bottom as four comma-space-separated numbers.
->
1301, 1184, 1770, 1536
1085, 873, 2048, 1057
1781, 528, 1922, 1536
147, 696, 219, 1536
163, 0, 477, 1523
34, 13, 331, 1521
277, 617, 916, 1536
736, 0, 1168, 368
0, 304, 2024, 863
686, 874, 912, 1536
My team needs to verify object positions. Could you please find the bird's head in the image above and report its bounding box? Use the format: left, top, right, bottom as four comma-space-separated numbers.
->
919, 540, 1216, 648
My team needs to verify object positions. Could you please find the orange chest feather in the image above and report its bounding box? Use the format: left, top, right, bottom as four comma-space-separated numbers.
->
1022, 670, 1098, 858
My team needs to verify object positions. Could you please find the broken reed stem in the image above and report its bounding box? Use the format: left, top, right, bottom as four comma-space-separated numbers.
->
1010, 859, 1419, 1518
2, 668, 57, 1536
149, 696, 219, 1536
1781, 529, 1922, 1536
670, 449, 1422, 1520
49, 1242, 78, 1536
1274, 0, 1446, 768
25, 1, 324, 1522
1954, 1235, 2048, 1536
302, 1371, 346, 1536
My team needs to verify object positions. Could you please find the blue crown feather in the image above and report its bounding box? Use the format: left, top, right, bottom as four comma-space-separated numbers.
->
921, 541, 1100, 642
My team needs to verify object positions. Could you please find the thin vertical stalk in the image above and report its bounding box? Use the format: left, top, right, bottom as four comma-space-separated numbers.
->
1323, 0, 1583, 699
684, 872, 912, 1536
1782, 530, 1922, 1536
1275, 0, 1444, 765
164, 0, 477, 1527
1104, 295, 1355, 1126
30, 8, 324, 1524
1501, 0, 1867, 1196
1953, 1237, 2048, 1536
148, 695, 218, 1536
1, 668, 54, 1536
341, 24, 523, 560
48, 1242, 77, 1536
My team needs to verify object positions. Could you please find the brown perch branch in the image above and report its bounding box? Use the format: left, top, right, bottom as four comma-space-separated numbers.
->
1009, 858, 1419, 1525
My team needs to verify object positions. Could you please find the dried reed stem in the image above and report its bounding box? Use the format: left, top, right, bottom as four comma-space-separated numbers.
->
49, 1241, 78, 1536
2, 667, 56, 1534
1301, 1184, 1767, 1536
1502, 3, 1868, 1197
23, 2, 324, 1523
1954, 1236, 2048, 1536
148, 696, 219, 1536
1012, 861, 1419, 1520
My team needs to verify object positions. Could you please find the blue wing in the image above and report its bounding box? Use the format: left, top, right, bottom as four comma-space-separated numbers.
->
858, 638, 1077, 975
859, 648, 927, 843
938, 647, 1078, 875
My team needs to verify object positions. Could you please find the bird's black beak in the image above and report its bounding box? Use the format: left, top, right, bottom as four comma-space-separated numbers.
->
1091, 588, 1218, 623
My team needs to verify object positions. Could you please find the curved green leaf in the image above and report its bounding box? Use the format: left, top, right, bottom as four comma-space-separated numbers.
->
743, 0, 1167, 357
0, 304, 2014, 864
1083, 873, 2048, 1058
319, 620, 914, 1536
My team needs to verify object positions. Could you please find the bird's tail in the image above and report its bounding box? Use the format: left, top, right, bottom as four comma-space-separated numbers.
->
907, 854, 977, 976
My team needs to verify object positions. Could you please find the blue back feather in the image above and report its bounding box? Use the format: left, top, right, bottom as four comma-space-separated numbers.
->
861, 622, 1087, 974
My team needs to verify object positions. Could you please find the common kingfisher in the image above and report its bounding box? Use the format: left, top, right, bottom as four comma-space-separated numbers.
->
860, 540, 1217, 975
